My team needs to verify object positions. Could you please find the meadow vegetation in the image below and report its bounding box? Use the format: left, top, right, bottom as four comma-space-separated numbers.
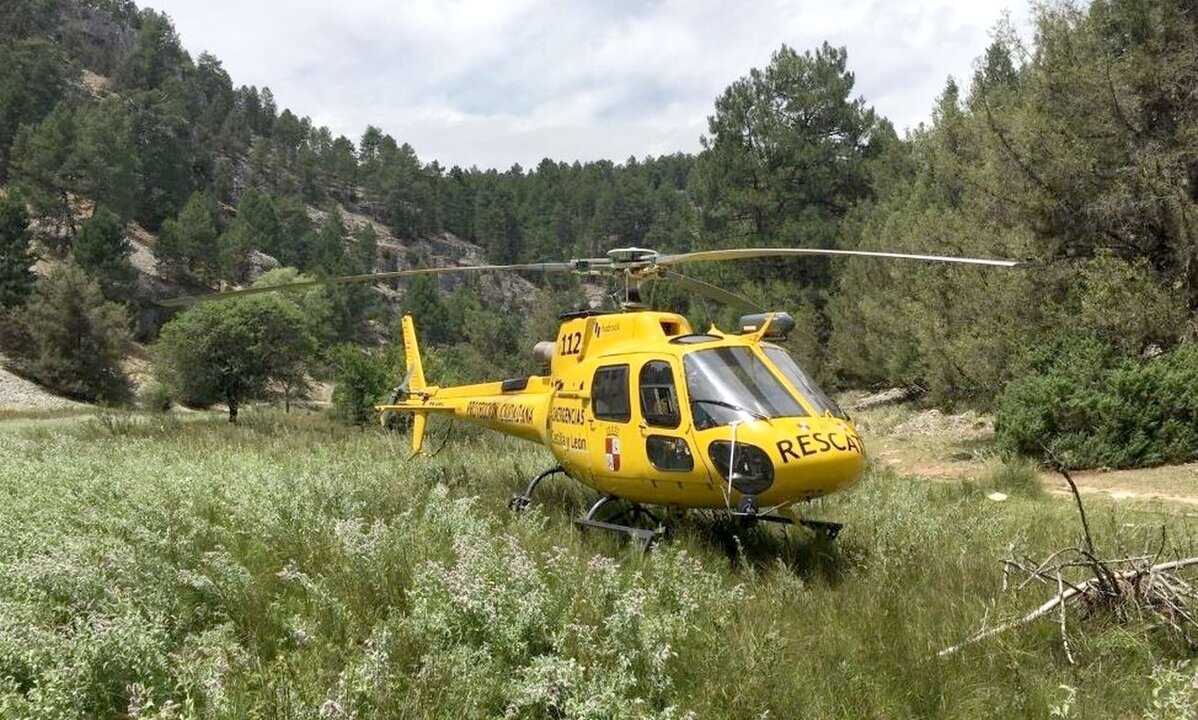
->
1, 410, 1195, 719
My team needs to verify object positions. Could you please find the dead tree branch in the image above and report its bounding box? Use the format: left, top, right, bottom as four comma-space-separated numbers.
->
940, 454, 1198, 659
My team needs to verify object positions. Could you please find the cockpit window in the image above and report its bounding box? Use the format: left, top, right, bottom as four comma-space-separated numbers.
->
683, 346, 806, 429
763, 346, 846, 418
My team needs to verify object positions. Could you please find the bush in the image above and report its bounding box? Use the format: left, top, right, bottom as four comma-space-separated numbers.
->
330, 344, 391, 426
139, 381, 172, 412
996, 339, 1198, 469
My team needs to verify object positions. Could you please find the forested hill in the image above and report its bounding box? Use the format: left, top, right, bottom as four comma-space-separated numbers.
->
1, 0, 1196, 461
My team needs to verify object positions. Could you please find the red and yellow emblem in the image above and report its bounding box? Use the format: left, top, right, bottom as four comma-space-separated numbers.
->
604, 435, 621, 472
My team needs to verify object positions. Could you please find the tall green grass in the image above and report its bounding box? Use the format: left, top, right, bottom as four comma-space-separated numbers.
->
0, 409, 1194, 718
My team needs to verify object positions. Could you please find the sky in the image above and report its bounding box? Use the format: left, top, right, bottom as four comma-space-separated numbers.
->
146, 0, 1029, 170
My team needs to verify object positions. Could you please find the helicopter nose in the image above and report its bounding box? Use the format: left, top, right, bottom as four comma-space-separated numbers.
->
769, 417, 867, 498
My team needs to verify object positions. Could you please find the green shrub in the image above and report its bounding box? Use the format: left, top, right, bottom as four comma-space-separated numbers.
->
154, 295, 317, 421
996, 340, 1198, 469
140, 381, 172, 412
330, 344, 391, 426
982, 455, 1043, 498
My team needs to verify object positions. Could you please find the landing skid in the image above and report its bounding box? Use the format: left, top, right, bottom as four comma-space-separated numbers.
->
508, 466, 565, 512
573, 495, 666, 550
728, 511, 843, 540
799, 519, 843, 540
509, 466, 841, 547
509, 469, 665, 549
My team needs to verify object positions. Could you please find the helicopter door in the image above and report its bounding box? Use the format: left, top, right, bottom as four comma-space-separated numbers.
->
636, 359, 707, 490
587, 364, 642, 493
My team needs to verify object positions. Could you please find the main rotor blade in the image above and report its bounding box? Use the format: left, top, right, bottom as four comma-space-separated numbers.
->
657, 247, 1027, 268
661, 271, 764, 314
157, 262, 575, 307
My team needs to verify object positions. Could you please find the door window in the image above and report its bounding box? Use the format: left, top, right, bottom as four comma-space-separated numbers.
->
592, 365, 631, 422
646, 435, 694, 472
639, 361, 681, 428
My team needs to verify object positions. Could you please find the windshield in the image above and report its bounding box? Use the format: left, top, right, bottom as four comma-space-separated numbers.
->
683, 346, 806, 429
763, 346, 847, 418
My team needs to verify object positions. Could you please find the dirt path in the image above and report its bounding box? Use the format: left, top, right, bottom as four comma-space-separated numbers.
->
854, 403, 1198, 507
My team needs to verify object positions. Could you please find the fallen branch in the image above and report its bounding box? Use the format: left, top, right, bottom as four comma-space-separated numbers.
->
940, 452, 1198, 659
940, 556, 1198, 657
1057, 572, 1073, 665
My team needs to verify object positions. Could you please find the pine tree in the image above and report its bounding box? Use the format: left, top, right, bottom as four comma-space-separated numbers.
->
69, 99, 142, 221
350, 222, 378, 274
272, 194, 313, 268
18, 263, 132, 403
234, 191, 283, 257
403, 273, 450, 345
128, 91, 195, 229
73, 210, 135, 301
0, 38, 70, 181
327, 136, 357, 199
10, 102, 76, 235
0, 189, 35, 307
310, 206, 345, 274
113, 9, 188, 92
691, 42, 880, 268
324, 221, 379, 342
157, 190, 221, 280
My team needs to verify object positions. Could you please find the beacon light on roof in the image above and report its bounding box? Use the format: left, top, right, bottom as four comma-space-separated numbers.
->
738, 312, 795, 340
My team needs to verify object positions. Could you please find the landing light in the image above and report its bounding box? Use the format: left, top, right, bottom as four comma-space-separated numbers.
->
707, 441, 774, 494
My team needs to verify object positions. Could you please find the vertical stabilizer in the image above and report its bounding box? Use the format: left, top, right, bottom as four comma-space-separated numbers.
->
401, 314, 426, 391
401, 314, 428, 454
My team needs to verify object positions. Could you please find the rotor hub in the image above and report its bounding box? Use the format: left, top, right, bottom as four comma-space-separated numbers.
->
606, 247, 660, 273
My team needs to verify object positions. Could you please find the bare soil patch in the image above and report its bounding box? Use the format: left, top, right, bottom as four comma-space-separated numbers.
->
853, 398, 1198, 506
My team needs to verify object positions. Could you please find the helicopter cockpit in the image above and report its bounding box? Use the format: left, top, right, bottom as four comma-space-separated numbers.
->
682, 343, 844, 430
684, 346, 803, 429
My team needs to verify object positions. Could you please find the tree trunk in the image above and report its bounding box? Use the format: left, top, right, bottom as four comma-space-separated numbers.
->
227, 392, 238, 423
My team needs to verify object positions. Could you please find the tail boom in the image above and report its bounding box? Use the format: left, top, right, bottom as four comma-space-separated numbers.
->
376, 314, 551, 454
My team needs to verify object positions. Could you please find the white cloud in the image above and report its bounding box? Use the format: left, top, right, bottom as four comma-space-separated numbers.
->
146, 0, 1029, 169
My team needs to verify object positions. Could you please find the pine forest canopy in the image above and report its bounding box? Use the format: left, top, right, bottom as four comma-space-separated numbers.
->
0, 0, 1195, 448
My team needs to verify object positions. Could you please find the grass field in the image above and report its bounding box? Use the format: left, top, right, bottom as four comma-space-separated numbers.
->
1, 409, 1196, 719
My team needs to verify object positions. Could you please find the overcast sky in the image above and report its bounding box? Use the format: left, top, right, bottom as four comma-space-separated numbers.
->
145, 0, 1028, 170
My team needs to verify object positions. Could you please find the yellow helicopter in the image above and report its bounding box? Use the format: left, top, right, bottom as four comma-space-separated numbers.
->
170, 246, 1023, 545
